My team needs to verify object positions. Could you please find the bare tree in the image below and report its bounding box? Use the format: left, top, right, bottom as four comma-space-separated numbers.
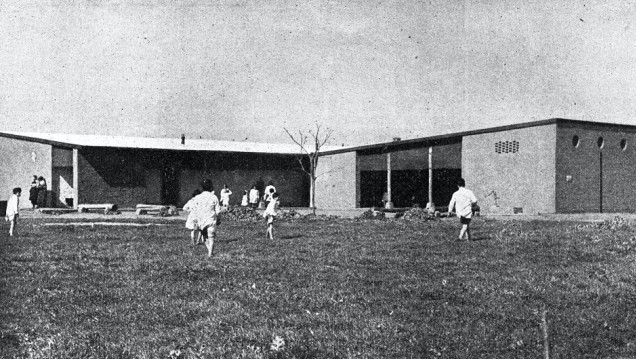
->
284, 123, 334, 214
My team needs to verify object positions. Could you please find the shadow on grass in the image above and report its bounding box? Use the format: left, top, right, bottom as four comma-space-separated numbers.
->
279, 233, 304, 240
470, 235, 491, 242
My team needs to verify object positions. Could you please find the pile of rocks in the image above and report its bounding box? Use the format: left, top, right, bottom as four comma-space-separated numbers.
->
358, 208, 386, 219
217, 207, 341, 222
401, 207, 436, 221
277, 209, 304, 220
218, 207, 263, 221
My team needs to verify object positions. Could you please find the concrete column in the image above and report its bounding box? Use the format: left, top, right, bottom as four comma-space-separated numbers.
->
72, 148, 79, 209
426, 146, 435, 212
386, 152, 393, 208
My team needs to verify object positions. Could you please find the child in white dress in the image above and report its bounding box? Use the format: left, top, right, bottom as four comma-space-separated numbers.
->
220, 184, 232, 208
183, 189, 202, 245
263, 193, 280, 240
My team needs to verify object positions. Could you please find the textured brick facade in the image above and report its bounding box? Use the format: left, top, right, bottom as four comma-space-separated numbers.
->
314, 152, 357, 209
556, 123, 636, 213
0, 137, 53, 208
462, 124, 557, 215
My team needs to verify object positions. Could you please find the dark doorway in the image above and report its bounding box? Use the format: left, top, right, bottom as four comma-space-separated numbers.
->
161, 163, 180, 206
360, 171, 387, 207
432, 169, 462, 209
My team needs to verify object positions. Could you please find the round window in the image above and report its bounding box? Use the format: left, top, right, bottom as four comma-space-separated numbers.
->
597, 136, 604, 149
572, 135, 580, 148
620, 139, 627, 151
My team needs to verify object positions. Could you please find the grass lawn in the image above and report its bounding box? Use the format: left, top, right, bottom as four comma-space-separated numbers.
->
1, 215, 636, 358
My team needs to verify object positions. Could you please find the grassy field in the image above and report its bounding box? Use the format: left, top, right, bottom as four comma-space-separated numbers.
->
1, 215, 636, 358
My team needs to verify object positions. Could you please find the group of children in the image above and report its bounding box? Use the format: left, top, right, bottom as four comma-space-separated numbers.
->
183, 180, 280, 255
218, 181, 279, 211
4, 178, 475, 245
180, 176, 476, 245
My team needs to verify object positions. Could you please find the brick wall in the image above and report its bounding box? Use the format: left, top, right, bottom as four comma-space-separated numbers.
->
78, 149, 153, 207
314, 152, 357, 209
556, 123, 636, 213
0, 137, 52, 208
462, 124, 557, 214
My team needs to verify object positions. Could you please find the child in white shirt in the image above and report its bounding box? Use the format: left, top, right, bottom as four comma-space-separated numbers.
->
6, 187, 21, 236
263, 192, 280, 240
220, 184, 232, 208
448, 178, 478, 241
248, 185, 260, 209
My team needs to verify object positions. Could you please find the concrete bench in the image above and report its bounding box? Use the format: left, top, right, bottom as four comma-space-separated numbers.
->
135, 204, 179, 216
78, 204, 118, 214
38, 208, 78, 215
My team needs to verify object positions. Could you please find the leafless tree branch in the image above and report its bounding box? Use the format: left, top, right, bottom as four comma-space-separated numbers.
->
315, 165, 344, 179
284, 124, 334, 210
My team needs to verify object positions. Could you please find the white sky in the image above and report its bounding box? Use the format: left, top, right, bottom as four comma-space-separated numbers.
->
1, 0, 635, 145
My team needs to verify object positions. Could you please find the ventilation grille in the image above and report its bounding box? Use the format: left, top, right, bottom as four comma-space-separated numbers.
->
495, 140, 519, 154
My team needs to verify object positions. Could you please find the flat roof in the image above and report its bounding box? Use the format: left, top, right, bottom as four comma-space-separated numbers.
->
320, 118, 636, 155
0, 131, 343, 155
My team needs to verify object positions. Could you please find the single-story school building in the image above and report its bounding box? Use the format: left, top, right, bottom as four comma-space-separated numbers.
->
0, 132, 311, 209
313, 118, 636, 214
1, 118, 635, 214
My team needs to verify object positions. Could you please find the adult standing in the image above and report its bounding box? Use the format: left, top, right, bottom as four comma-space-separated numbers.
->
29, 175, 38, 208
36, 176, 47, 208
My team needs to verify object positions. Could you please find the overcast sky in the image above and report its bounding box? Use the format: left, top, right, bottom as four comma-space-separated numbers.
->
1, 0, 635, 145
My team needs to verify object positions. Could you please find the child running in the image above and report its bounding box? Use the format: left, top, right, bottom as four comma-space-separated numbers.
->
183, 189, 202, 245
448, 178, 478, 241
5, 187, 21, 236
263, 192, 280, 240
191, 179, 221, 257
